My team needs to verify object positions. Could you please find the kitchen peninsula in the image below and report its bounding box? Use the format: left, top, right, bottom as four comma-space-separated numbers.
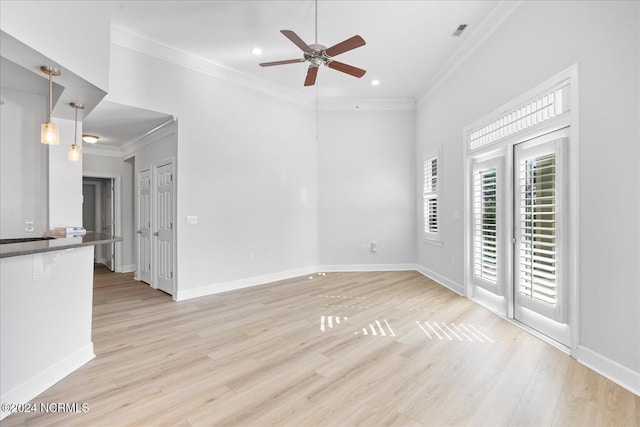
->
0, 233, 121, 417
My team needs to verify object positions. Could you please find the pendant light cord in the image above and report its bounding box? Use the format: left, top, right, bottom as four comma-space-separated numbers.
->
48, 72, 53, 122
73, 105, 78, 145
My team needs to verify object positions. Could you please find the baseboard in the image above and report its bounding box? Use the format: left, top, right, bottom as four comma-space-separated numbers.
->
318, 263, 417, 273
574, 345, 640, 396
175, 266, 318, 301
0, 343, 95, 420
414, 264, 464, 295
121, 264, 136, 273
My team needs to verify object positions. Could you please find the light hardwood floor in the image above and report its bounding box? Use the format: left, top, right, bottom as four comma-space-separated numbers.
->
4, 266, 639, 426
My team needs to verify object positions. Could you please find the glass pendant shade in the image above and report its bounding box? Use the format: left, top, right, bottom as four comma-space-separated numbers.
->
41, 122, 60, 145
68, 102, 84, 162
40, 66, 61, 145
68, 143, 82, 161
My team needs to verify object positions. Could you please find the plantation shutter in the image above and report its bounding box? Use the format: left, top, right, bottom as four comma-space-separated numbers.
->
517, 150, 557, 304
424, 156, 439, 235
473, 167, 498, 284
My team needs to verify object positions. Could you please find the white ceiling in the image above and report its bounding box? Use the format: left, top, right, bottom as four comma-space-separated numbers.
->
84, 0, 504, 147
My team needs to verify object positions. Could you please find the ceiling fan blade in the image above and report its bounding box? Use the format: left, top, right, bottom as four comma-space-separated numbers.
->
327, 61, 366, 78
324, 35, 366, 57
304, 65, 319, 86
259, 58, 306, 67
281, 30, 313, 54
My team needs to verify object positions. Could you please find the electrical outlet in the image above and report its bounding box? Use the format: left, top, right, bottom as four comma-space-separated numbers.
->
25, 221, 34, 232
185, 216, 198, 224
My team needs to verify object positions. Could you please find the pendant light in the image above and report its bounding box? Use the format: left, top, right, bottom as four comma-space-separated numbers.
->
68, 102, 84, 162
40, 66, 61, 145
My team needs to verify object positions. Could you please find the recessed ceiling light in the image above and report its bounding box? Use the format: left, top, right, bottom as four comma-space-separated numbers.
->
251, 47, 263, 55
371, 80, 380, 86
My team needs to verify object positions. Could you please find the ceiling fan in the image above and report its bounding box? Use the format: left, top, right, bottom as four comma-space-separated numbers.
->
259, 2, 366, 86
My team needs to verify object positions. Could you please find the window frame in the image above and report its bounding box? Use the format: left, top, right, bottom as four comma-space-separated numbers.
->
423, 146, 442, 245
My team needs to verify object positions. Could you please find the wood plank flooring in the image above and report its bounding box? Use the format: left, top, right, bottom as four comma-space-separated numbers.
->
3, 266, 639, 426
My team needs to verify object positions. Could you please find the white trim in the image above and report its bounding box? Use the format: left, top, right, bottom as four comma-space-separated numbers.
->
464, 65, 577, 144
83, 171, 122, 274
121, 118, 175, 158
423, 146, 442, 242
175, 266, 318, 301
318, 98, 415, 111
0, 343, 94, 421
122, 118, 176, 160
121, 264, 136, 273
574, 345, 640, 396
462, 64, 579, 349
110, 26, 413, 112
416, 0, 523, 105
83, 145, 122, 158
319, 264, 417, 273
415, 264, 464, 296
111, 25, 312, 109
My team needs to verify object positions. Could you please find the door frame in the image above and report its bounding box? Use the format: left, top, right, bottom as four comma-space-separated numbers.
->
84, 171, 122, 272
462, 64, 580, 354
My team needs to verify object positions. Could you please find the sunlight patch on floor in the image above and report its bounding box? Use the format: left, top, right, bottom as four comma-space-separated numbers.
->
416, 321, 494, 342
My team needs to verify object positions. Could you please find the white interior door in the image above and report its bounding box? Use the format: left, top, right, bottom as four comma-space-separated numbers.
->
513, 128, 569, 346
138, 169, 152, 285
154, 162, 174, 295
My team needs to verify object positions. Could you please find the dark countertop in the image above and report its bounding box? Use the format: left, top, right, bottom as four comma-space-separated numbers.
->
0, 232, 122, 259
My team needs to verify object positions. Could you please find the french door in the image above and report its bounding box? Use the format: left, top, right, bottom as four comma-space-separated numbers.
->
136, 163, 175, 296
513, 128, 569, 345
469, 128, 570, 347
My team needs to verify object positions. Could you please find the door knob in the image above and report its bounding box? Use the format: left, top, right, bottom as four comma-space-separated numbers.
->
153, 232, 159, 236
136, 230, 142, 234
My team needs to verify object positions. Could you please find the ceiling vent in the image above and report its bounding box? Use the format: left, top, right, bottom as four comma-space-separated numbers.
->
453, 24, 468, 37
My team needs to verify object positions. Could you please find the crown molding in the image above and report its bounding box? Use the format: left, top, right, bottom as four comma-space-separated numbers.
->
416, 0, 523, 107
111, 25, 415, 112
318, 97, 415, 111
83, 145, 122, 158
111, 25, 315, 109
121, 117, 176, 159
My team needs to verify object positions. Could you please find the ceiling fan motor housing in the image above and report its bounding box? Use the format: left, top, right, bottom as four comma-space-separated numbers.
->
305, 44, 328, 67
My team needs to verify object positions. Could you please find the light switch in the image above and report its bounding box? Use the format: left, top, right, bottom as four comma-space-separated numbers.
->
185, 216, 198, 224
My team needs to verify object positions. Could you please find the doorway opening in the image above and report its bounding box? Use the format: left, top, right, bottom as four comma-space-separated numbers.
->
82, 176, 117, 271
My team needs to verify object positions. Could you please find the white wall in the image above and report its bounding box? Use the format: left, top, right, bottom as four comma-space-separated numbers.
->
0, 88, 48, 237
0, 1, 111, 91
318, 109, 416, 268
48, 118, 83, 229
107, 43, 318, 295
416, 0, 639, 381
